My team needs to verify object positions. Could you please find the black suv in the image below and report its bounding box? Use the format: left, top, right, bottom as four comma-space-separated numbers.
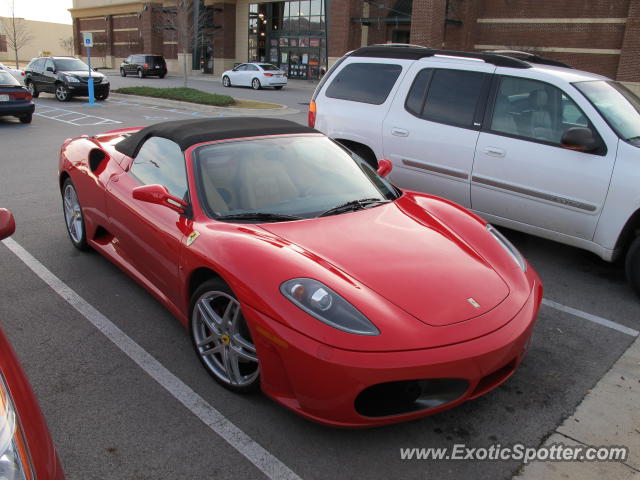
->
24, 56, 110, 102
120, 55, 167, 78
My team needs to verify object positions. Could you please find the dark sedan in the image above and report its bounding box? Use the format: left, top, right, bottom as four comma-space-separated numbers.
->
0, 71, 34, 124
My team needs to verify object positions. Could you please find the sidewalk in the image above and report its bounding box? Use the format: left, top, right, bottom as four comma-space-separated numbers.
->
515, 335, 640, 479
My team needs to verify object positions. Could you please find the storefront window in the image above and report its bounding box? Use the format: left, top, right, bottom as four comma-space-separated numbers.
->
248, 0, 327, 80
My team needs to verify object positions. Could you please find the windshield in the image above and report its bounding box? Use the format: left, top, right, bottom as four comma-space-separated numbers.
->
259, 64, 279, 71
194, 135, 398, 221
0, 71, 19, 86
54, 58, 90, 71
574, 80, 640, 144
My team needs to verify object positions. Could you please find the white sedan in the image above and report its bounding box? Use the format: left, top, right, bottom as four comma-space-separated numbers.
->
0, 62, 25, 85
222, 63, 287, 90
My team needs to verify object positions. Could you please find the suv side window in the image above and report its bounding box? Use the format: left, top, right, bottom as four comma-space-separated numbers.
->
405, 68, 488, 129
325, 63, 402, 105
44, 59, 54, 72
129, 137, 188, 199
490, 76, 591, 145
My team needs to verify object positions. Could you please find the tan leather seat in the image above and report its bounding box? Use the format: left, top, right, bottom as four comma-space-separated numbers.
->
237, 156, 299, 210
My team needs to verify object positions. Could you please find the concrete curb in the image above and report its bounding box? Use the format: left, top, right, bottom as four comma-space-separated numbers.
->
107, 92, 300, 116
515, 335, 640, 479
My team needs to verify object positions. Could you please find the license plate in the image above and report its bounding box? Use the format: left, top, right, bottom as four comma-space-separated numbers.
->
155, 66, 161, 69
0, 94, 9, 102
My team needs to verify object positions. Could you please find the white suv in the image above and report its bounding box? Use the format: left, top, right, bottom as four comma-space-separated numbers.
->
310, 45, 640, 295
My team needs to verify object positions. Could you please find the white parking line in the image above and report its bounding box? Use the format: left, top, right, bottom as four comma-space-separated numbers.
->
542, 298, 639, 337
1, 238, 302, 480
33, 104, 122, 126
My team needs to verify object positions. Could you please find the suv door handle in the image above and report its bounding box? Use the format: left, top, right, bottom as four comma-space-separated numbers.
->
391, 127, 409, 137
484, 146, 506, 157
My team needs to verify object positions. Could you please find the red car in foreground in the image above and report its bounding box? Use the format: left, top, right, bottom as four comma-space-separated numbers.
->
0, 209, 65, 478
58, 118, 542, 427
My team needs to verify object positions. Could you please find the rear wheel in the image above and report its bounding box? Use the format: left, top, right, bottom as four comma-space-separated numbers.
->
26, 80, 39, 98
137, 69, 144, 79
158, 73, 166, 79
251, 78, 261, 90
625, 236, 640, 297
222, 76, 231, 87
120, 68, 126, 77
55, 83, 70, 102
62, 178, 88, 250
18, 114, 32, 124
190, 279, 260, 393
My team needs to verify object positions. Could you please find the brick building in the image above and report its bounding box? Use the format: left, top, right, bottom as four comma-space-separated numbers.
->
69, 0, 640, 82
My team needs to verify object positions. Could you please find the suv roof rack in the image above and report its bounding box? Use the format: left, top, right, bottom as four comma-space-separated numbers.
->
481, 50, 574, 69
350, 45, 532, 68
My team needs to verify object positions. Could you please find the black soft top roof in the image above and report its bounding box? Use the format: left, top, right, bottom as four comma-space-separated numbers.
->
114, 117, 318, 158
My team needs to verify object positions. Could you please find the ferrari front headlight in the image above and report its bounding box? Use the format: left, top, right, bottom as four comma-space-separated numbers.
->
281, 278, 380, 335
487, 224, 527, 272
0, 375, 32, 480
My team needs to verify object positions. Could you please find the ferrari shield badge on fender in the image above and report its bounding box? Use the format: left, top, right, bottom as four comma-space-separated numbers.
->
186, 231, 200, 247
467, 297, 481, 308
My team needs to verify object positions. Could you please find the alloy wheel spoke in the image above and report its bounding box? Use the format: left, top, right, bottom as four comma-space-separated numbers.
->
231, 339, 258, 362
222, 346, 241, 384
197, 333, 217, 347
197, 300, 222, 334
201, 342, 224, 357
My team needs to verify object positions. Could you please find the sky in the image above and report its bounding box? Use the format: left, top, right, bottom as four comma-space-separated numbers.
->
0, 0, 73, 25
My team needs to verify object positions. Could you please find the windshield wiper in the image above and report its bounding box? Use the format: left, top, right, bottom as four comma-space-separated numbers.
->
217, 212, 303, 222
319, 198, 390, 217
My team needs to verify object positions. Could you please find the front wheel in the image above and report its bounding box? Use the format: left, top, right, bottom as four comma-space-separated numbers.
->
625, 236, 640, 297
190, 279, 260, 393
120, 68, 126, 77
62, 178, 88, 250
26, 81, 39, 98
222, 75, 231, 87
55, 84, 70, 102
18, 114, 32, 124
96, 91, 109, 101
251, 78, 261, 90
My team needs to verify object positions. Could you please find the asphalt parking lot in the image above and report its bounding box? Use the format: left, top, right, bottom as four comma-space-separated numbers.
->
0, 89, 638, 480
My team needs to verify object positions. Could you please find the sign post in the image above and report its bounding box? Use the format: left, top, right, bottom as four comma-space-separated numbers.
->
82, 33, 98, 106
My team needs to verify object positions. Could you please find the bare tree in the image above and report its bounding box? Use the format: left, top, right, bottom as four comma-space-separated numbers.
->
59, 36, 74, 55
1, 0, 33, 68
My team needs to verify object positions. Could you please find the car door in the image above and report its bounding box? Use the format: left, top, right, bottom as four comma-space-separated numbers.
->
29, 58, 46, 90
42, 58, 57, 93
106, 137, 190, 306
246, 64, 261, 85
471, 74, 617, 241
122, 56, 132, 73
236, 64, 252, 85
383, 61, 495, 208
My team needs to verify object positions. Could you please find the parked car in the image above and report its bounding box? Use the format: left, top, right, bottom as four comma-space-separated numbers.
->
120, 54, 167, 78
24, 56, 110, 102
222, 63, 287, 90
0, 208, 65, 479
0, 70, 34, 124
58, 117, 542, 427
0, 62, 25, 84
311, 45, 640, 296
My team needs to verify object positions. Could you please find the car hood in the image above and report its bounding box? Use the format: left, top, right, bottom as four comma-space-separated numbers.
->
63, 70, 105, 79
260, 199, 510, 327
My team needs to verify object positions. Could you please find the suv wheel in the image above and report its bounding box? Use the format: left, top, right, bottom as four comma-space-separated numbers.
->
26, 80, 39, 98
120, 68, 126, 77
137, 69, 144, 79
55, 83, 70, 102
251, 78, 261, 90
625, 236, 640, 297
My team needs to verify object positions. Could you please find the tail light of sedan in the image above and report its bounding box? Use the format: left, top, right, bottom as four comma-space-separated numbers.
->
9, 91, 32, 101
264, 73, 274, 77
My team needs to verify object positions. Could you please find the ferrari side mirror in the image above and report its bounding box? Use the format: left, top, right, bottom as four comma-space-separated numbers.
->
376, 158, 393, 178
132, 184, 188, 214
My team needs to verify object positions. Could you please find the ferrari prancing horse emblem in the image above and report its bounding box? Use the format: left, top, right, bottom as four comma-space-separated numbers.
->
186, 231, 200, 247
467, 297, 481, 308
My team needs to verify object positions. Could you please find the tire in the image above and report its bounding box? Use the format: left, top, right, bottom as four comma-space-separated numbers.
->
251, 78, 261, 90
18, 114, 32, 124
61, 178, 89, 250
55, 83, 70, 102
96, 91, 109, 101
158, 73, 166, 79
120, 68, 126, 77
222, 75, 230, 87
274, 86, 283, 90
26, 80, 39, 98
190, 278, 260, 393
625, 236, 640, 297
137, 69, 144, 79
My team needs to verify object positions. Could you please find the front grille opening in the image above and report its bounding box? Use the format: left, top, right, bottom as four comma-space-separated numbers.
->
355, 378, 469, 418
470, 359, 517, 399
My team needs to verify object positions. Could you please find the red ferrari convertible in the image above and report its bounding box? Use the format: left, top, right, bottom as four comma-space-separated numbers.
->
0, 209, 65, 478
58, 118, 542, 427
